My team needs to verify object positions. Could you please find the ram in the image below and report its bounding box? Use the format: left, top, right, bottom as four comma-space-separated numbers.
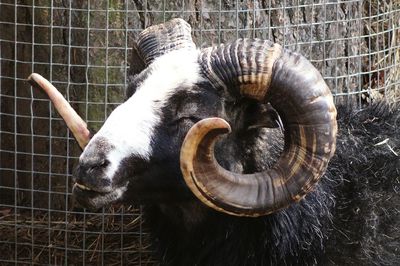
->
28, 19, 400, 265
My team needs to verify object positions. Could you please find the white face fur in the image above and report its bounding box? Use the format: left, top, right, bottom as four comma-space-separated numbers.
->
79, 49, 203, 182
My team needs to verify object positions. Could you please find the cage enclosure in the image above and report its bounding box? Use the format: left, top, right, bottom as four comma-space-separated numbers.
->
1, 0, 399, 265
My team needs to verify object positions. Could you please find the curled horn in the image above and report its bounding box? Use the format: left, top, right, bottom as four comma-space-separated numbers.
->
128, 19, 195, 96
129, 41, 147, 77
180, 39, 337, 217
135, 18, 196, 66
27, 73, 91, 150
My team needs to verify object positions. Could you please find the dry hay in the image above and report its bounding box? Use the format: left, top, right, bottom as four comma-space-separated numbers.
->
0, 204, 156, 265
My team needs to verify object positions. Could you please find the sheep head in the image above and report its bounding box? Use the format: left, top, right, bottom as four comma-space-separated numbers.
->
28, 18, 337, 217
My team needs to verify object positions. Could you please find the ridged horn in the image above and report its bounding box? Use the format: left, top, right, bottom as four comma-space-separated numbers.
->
135, 18, 196, 66
129, 41, 147, 77
180, 39, 337, 217
27, 73, 91, 150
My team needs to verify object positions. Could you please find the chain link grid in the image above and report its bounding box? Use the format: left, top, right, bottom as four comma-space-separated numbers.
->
1, 0, 399, 265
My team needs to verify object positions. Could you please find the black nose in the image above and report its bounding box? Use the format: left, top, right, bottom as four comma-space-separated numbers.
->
79, 156, 109, 174
74, 156, 111, 186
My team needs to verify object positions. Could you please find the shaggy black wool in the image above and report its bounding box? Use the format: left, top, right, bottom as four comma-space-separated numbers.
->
326, 102, 400, 265
144, 102, 400, 266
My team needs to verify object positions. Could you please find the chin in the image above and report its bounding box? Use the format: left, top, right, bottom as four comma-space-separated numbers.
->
72, 183, 128, 210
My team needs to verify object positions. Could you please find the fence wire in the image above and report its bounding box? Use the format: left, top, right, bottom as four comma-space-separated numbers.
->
1, 0, 399, 265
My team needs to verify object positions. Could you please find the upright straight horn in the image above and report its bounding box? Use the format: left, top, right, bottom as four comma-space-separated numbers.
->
27, 73, 90, 149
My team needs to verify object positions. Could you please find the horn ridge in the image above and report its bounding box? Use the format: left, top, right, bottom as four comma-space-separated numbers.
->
129, 42, 147, 77
181, 39, 337, 216
199, 39, 282, 101
136, 18, 196, 66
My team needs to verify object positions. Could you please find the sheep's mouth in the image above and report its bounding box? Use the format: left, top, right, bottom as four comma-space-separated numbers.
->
75, 182, 100, 192
72, 182, 128, 210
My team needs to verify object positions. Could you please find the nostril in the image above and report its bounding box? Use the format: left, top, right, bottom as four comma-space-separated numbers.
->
99, 159, 110, 168
84, 158, 110, 174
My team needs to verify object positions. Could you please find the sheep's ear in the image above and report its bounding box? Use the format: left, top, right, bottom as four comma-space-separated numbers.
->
135, 18, 196, 66
244, 103, 281, 130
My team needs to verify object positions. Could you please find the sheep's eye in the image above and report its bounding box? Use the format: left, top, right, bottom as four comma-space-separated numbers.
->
175, 116, 199, 124
168, 116, 199, 127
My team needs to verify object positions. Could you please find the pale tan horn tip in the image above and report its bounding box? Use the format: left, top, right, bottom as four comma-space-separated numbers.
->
27, 72, 91, 150
27, 73, 43, 89
27, 73, 54, 97
27, 72, 40, 81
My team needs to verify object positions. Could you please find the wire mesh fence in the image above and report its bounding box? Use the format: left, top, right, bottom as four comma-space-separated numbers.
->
1, 0, 399, 265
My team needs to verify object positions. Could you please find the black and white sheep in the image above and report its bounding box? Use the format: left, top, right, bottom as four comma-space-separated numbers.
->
28, 19, 400, 265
